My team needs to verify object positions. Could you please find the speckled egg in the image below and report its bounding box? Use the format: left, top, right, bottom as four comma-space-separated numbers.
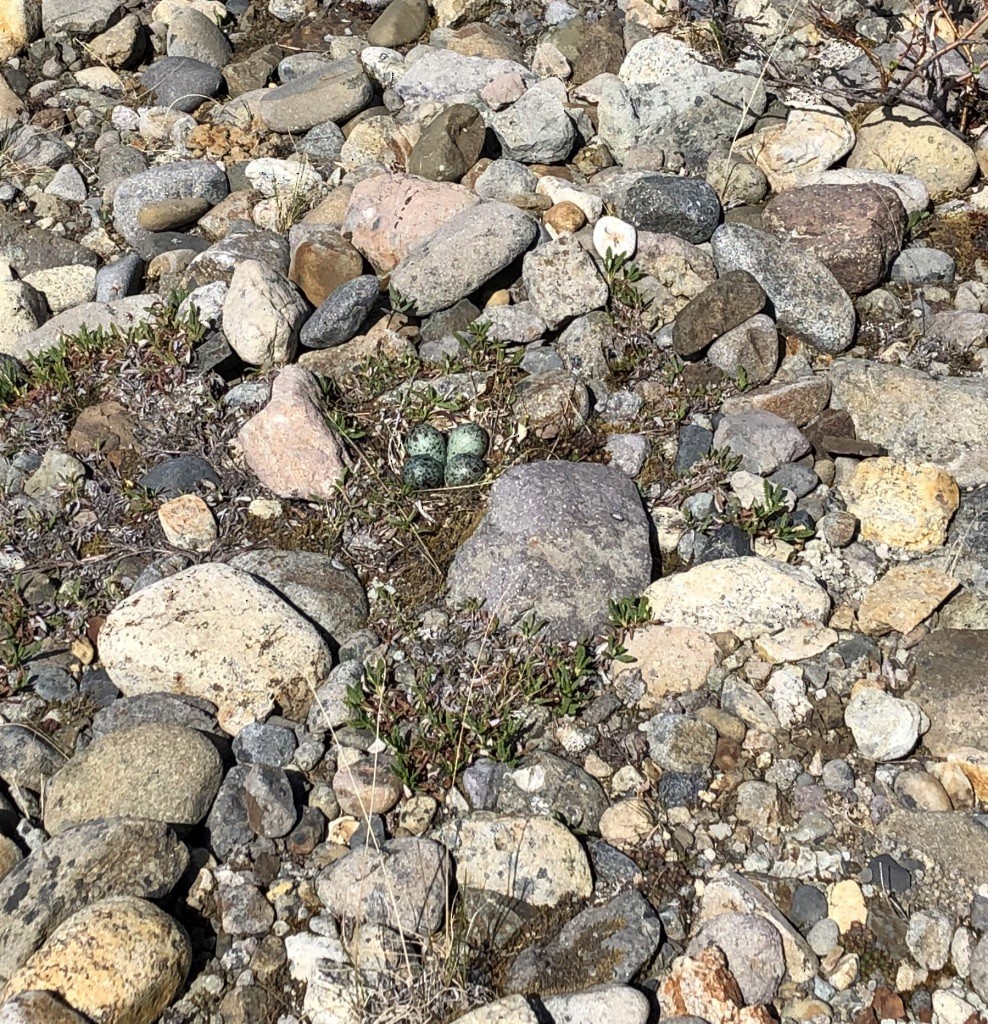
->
447, 423, 489, 460
402, 456, 445, 490
405, 424, 447, 465
444, 454, 487, 487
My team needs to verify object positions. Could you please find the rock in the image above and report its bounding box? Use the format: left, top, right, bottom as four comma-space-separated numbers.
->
908, 629, 988, 756
237, 364, 347, 502
513, 369, 590, 439
88, 13, 143, 68
660, 945, 773, 1024
244, 764, 296, 837
707, 315, 779, 387
0, 991, 92, 1023
158, 494, 216, 552
612, 625, 719, 707
23, 450, 85, 499
475, 159, 538, 199
808, 168, 929, 216
711, 223, 856, 354
333, 756, 404, 815
848, 104, 978, 200
643, 557, 831, 640
754, 624, 838, 663
746, 107, 854, 191
300, 275, 378, 349
673, 271, 765, 358
827, 879, 867, 934
344, 174, 479, 275
0, 819, 187, 984
112, 161, 228, 259
713, 410, 810, 474
0, 77, 24, 131
620, 175, 721, 243
522, 237, 608, 329
24, 265, 97, 314
166, 6, 231, 67
490, 83, 575, 163
644, 714, 717, 772
907, 910, 953, 970
0, 272, 47, 354
857, 564, 958, 635
689, 913, 785, 1004
4, 897, 189, 1024
829, 359, 988, 486
258, 56, 373, 133
289, 234, 363, 307
842, 458, 958, 552
140, 57, 222, 113
879, 809, 988, 887
0, 0, 41, 60
45, 165, 87, 203
892, 247, 955, 286
232, 721, 297, 766
845, 688, 925, 760
505, 891, 663, 992
447, 461, 652, 640
98, 562, 332, 735
451, 997, 538, 1024
316, 838, 449, 934
441, 813, 592, 907
139, 454, 219, 500
42, 723, 223, 835
227, 549, 367, 645
541, 986, 650, 1024
389, 201, 537, 315
408, 103, 486, 182
762, 183, 906, 295
222, 259, 308, 366
43, 0, 120, 35
367, 0, 429, 47
494, 751, 608, 832
393, 49, 534, 111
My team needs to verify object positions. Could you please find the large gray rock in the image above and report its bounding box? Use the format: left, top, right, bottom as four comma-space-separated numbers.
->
166, 6, 232, 68
389, 201, 537, 315
227, 548, 369, 646
0, 212, 99, 276
112, 161, 229, 259
42, 0, 121, 36
523, 237, 608, 329
711, 223, 856, 353
447, 461, 652, 639
489, 83, 575, 163
829, 359, 988, 486
688, 913, 785, 1005
140, 57, 223, 113
393, 49, 535, 110
258, 56, 372, 133
494, 752, 609, 833
0, 819, 188, 984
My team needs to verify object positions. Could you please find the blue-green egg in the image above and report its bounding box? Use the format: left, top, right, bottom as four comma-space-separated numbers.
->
447, 422, 489, 459
402, 455, 444, 490
405, 424, 447, 465
445, 454, 487, 487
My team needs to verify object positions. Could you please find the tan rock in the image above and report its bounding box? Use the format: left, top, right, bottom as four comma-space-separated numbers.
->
948, 748, 988, 803
343, 173, 479, 274
659, 946, 775, 1024
0, 990, 92, 1023
0, 0, 41, 61
720, 376, 831, 427
828, 879, 866, 934
433, 0, 494, 27
297, 319, 416, 383
856, 564, 958, 635
843, 458, 958, 552
744, 108, 855, 192
158, 494, 217, 553
289, 234, 364, 307
237, 364, 348, 502
754, 624, 838, 663
137, 197, 211, 232
0, 76, 24, 132
66, 400, 139, 460
451, 996, 538, 1024
303, 186, 354, 231
847, 105, 977, 201
544, 200, 586, 237
599, 797, 655, 848
98, 562, 332, 735
612, 624, 719, 708
3, 896, 190, 1024
930, 761, 976, 809
332, 757, 404, 816
199, 190, 262, 241
0, 836, 21, 882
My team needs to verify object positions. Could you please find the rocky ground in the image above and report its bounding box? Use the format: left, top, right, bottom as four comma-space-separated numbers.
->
5, 0, 988, 1022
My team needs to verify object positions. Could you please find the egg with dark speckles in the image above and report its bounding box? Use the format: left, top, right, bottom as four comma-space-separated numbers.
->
444, 454, 487, 487
405, 424, 447, 465
402, 455, 445, 490
447, 423, 489, 460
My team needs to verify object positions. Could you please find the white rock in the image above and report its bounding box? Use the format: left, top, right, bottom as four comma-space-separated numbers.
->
0, 269, 48, 353
542, 985, 650, 1024
593, 215, 637, 260
223, 260, 309, 366
844, 687, 925, 761
244, 157, 323, 199
23, 266, 97, 314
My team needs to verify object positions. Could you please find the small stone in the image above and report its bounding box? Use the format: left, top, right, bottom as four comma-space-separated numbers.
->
673, 271, 766, 358
300, 275, 378, 349
621, 174, 722, 243
844, 687, 925, 761
158, 494, 216, 552
599, 798, 655, 848
644, 714, 717, 773
907, 910, 953, 970
856, 564, 958, 635
612, 624, 719, 707
245, 764, 297, 838
333, 757, 404, 815
828, 879, 866, 934
232, 722, 297, 767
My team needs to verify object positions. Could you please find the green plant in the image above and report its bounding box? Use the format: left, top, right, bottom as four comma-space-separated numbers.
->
608, 595, 652, 630
389, 286, 414, 315
602, 247, 646, 309
734, 480, 816, 543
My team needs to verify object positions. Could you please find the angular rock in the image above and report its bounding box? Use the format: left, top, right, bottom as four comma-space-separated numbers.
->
223, 260, 308, 366
0, 0, 41, 61
43, 0, 120, 35
612, 624, 719, 708
447, 461, 652, 640
673, 271, 765, 358
389, 201, 536, 315
237, 364, 347, 501
644, 557, 830, 640
713, 410, 810, 474
0, 819, 187, 985
659, 946, 773, 1024
408, 103, 486, 182
522, 237, 608, 329
42, 723, 224, 835
711, 223, 855, 353
494, 752, 608, 833
490, 83, 576, 163
4, 896, 190, 1024
707, 314, 779, 386
845, 687, 925, 760
748, 108, 855, 192
542, 987, 649, 1024
98, 562, 333, 735
688, 913, 785, 1005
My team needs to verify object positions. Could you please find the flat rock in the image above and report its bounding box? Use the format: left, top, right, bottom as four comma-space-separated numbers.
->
98, 562, 333, 735
223, 259, 308, 366
258, 56, 372, 132
673, 271, 766, 358
712, 410, 810, 474
711, 223, 855, 354
43, 0, 122, 35
4, 896, 190, 1024
344, 173, 479, 275
389, 201, 537, 315
878, 809, 988, 886
504, 891, 663, 992
522, 237, 608, 329
541, 986, 650, 1024
237, 364, 347, 501
393, 49, 535, 110
447, 460, 652, 640
857, 563, 958, 635
441, 813, 592, 907
612, 624, 719, 708
829, 359, 988, 486
644, 557, 831, 640
42, 723, 224, 835
842, 458, 959, 552
8, 295, 154, 361
0, 819, 188, 985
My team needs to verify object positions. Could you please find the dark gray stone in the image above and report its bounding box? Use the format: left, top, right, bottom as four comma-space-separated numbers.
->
245, 764, 297, 838
420, 298, 480, 344
139, 454, 221, 499
0, 212, 99, 276
658, 770, 704, 809
769, 462, 818, 498
693, 523, 753, 564
891, 247, 955, 286
95, 253, 144, 302
494, 752, 609, 833
300, 275, 379, 349
675, 423, 712, 472
621, 175, 721, 243
446, 461, 653, 640
672, 270, 765, 358
206, 765, 254, 860
139, 57, 223, 114
232, 721, 297, 766
0, 725, 65, 793
296, 120, 346, 166
184, 229, 290, 286
788, 883, 828, 934
91, 693, 220, 740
